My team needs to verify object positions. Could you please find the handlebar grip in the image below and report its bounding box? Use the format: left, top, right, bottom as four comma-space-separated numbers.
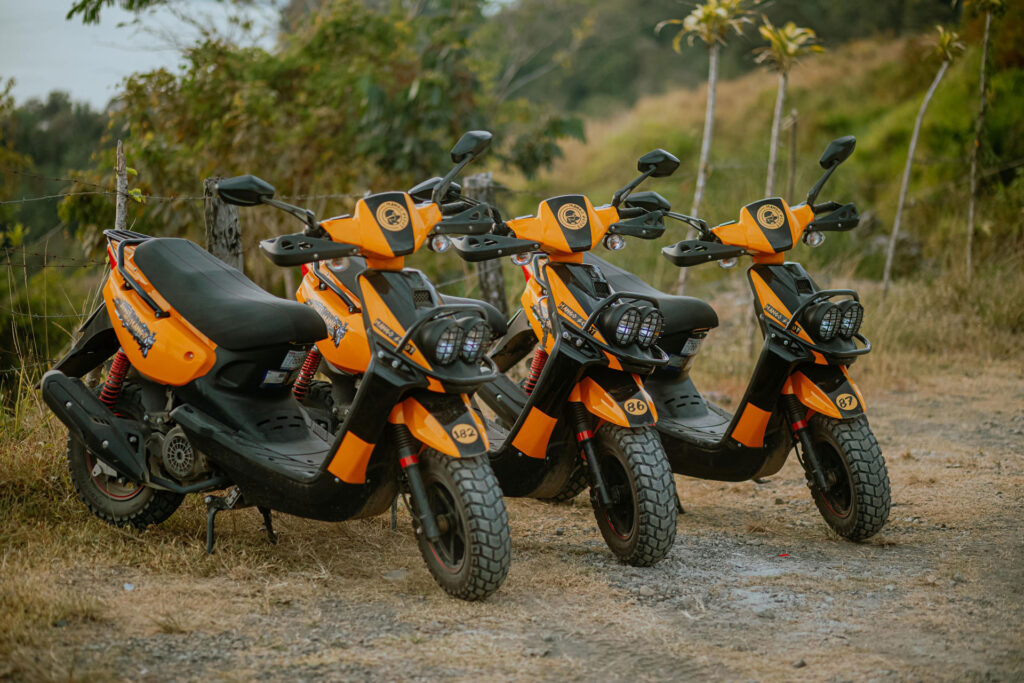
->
441, 201, 472, 215
616, 207, 645, 219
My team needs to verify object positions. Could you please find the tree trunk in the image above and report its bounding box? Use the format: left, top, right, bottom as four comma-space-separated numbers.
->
966, 10, 992, 283
882, 60, 950, 302
765, 71, 787, 197
203, 177, 244, 272
675, 41, 720, 295
464, 172, 507, 316
786, 108, 798, 202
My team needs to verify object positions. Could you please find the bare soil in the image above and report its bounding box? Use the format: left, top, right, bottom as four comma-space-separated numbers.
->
3, 362, 1023, 682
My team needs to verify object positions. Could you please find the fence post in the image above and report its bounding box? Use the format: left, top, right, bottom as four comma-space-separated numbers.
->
114, 140, 128, 232
463, 172, 507, 316
203, 177, 244, 272
785, 109, 798, 202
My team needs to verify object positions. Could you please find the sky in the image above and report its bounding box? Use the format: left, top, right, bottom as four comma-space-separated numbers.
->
0, 0, 276, 110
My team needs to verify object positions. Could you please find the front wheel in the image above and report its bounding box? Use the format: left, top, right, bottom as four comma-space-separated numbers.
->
413, 450, 511, 600
808, 415, 890, 540
590, 425, 677, 567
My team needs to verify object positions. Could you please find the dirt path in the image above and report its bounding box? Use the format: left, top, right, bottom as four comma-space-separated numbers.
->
5, 364, 1023, 681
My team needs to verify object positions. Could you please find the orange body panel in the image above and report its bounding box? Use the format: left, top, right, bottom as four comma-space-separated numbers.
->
713, 200, 816, 257
571, 375, 657, 428
320, 195, 441, 260
359, 274, 433, 371
327, 431, 376, 484
733, 403, 772, 448
297, 271, 371, 374
749, 270, 815, 344
104, 261, 216, 386
840, 366, 866, 410
782, 372, 842, 419
511, 407, 559, 459
507, 196, 609, 256
387, 395, 490, 457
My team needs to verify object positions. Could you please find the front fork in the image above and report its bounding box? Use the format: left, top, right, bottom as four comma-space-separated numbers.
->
783, 394, 830, 493
570, 401, 614, 507
391, 423, 442, 543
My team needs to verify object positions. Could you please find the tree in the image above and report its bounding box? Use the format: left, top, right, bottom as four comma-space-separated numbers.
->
656, 0, 754, 294
881, 26, 964, 301
962, 0, 1005, 282
753, 17, 822, 198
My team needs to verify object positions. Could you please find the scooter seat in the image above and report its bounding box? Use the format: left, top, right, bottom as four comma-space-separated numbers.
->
583, 253, 719, 333
132, 238, 327, 350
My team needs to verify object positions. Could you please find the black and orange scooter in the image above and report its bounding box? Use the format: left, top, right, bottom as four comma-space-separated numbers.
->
579, 136, 890, 540
40, 132, 515, 600
457, 150, 684, 566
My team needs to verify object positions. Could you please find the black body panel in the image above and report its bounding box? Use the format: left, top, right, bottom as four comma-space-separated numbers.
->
52, 304, 119, 377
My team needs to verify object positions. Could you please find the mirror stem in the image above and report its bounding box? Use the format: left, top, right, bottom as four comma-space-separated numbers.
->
264, 198, 319, 232
806, 162, 839, 208
612, 169, 654, 208
432, 157, 473, 205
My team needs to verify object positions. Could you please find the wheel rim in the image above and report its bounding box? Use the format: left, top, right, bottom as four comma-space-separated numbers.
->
86, 452, 142, 501
424, 479, 467, 572
596, 452, 635, 540
814, 441, 852, 518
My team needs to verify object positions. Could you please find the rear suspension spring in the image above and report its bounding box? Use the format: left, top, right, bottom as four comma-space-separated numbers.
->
99, 349, 130, 409
292, 348, 322, 400
523, 348, 548, 395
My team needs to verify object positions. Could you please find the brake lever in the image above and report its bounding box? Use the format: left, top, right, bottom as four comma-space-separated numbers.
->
665, 211, 712, 238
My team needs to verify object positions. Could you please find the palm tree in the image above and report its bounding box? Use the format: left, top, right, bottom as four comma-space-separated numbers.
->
657, 0, 754, 293
963, 0, 1005, 282
754, 18, 823, 198
882, 27, 965, 301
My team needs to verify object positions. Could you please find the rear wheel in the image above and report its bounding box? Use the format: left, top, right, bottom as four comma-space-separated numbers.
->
67, 383, 183, 529
808, 415, 890, 540
590, 425, 676, 566
413, 450, 511, 600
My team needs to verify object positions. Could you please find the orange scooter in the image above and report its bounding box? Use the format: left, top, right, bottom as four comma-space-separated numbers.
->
40, 132, 517, 599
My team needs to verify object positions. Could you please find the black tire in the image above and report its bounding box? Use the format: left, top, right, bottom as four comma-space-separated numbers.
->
539, 462, 588, 503
413, 450, 511, 600
67, 384, 183, 529
808, 415, 890, 541
590, 425, 677, 567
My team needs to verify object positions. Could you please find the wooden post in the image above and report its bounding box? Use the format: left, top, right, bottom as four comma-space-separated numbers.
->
463, 172, 507, 316
114, 140, 127, 231
203, 177, 244, 272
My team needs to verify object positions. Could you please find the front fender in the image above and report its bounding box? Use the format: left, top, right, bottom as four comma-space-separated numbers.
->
784, 365, 865, 419
388, 393, 489, 457
570, 368, 657, 428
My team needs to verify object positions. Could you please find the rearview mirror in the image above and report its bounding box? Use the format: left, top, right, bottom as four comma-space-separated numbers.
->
819, 136, 856, 169
450, 131, 493, 163
217, 175, 275, 206
638, 149, 680, 178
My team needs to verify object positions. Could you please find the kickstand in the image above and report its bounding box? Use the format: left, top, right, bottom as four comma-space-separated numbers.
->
675, 489, 685, 516
390, 497, 398, 531
204, 487, 243, 554
259, 506, 278, 545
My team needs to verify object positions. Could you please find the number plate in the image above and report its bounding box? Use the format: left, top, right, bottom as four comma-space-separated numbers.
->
681, 338, 702, 356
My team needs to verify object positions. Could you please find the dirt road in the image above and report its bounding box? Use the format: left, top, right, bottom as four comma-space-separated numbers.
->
5, 364, 1023, 681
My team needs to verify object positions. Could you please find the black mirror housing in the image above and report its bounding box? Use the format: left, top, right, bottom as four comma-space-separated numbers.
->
623, 190, 671, 212
819, 136, 856, 169
409, 177, 462, 203
217, 175, 275, 206
450, 130, 493, 163
637, 149, 680, 178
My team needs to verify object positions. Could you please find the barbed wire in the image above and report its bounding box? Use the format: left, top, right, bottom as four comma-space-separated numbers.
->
0, 303, 91, 319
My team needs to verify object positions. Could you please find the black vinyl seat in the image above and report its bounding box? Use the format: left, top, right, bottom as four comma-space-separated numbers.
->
132, 238, 327, 350
584, 253, 719, 333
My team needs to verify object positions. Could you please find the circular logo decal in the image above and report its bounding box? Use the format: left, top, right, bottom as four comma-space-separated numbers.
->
756, 204, 786, 230
624, 398, 649, 416
556, 203, 588, 231
451, 424, 479, 444
836, 393, 859, 411
375, 200, 410, 232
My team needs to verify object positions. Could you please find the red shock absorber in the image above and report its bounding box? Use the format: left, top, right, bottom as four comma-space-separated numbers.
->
99, 349, 130, 409
292, 348, 322, 400
523, 348, 548, 395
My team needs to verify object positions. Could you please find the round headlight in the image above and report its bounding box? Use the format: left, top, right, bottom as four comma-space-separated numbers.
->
460, 320, 491, 363
636, 309, 664, 348
429, 234, 452, 253
603, 234, 626, 251
838, 300, 864, 338
804, 302, 842, 341
418, 319, 465, 366
600, 306, 641, 346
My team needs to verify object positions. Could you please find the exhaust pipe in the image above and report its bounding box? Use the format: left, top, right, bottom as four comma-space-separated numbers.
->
40, 370, 148, 482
